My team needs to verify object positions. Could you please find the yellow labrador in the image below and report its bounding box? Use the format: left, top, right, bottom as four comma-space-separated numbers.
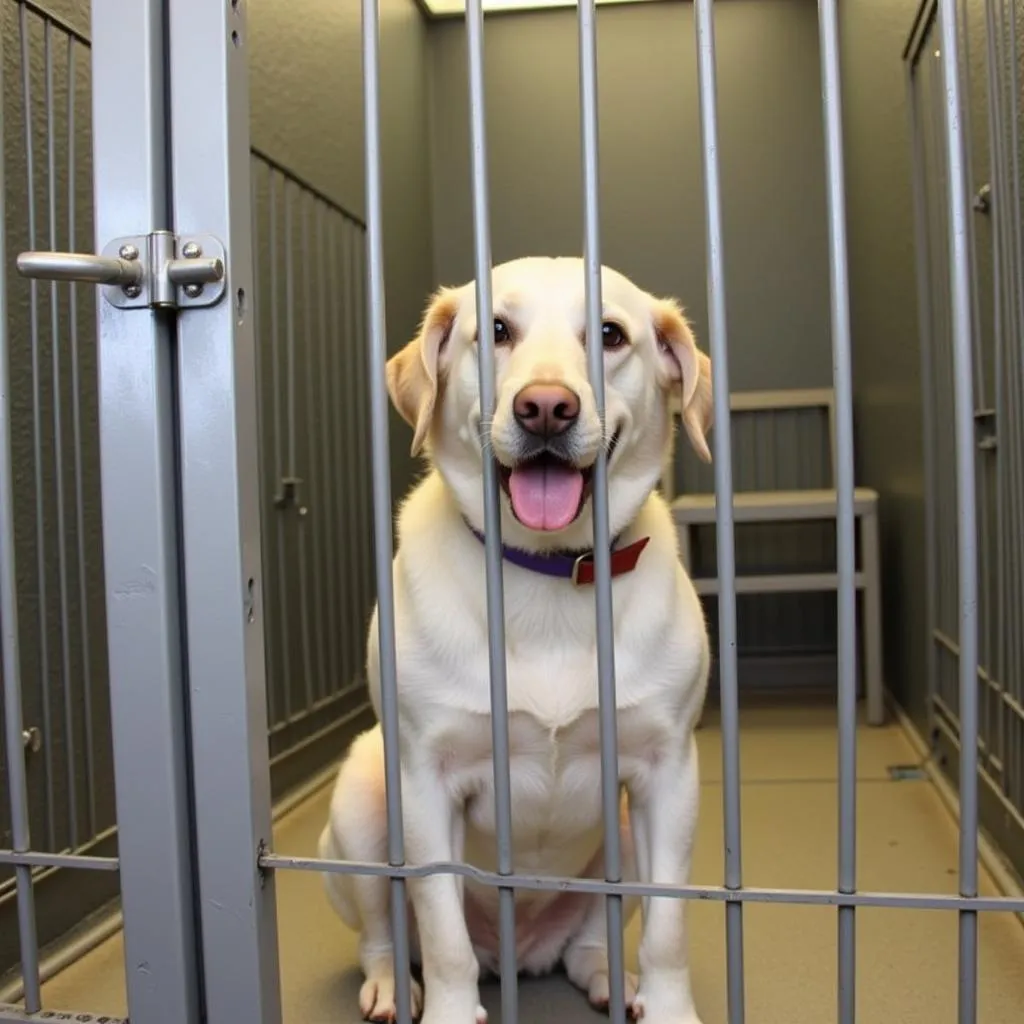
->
319, 257, 713, 1024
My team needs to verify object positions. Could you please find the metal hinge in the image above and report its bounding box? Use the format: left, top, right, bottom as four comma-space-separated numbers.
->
16, 231, 226, 311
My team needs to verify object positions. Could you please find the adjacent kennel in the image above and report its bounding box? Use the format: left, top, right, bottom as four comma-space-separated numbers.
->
1, 0, 1023, 1022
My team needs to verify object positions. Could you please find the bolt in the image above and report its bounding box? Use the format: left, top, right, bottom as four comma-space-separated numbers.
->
182, 241, 202, 259
123, 284, 142, 299
119, 244, 139, 261
183, 283, 204, 299
22, 727, 42, 753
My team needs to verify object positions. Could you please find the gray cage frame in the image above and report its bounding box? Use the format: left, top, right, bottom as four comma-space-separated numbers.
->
0, 0, 1022, 1024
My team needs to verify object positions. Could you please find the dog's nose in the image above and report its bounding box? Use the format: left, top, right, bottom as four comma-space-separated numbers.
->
513, 383, 581, 437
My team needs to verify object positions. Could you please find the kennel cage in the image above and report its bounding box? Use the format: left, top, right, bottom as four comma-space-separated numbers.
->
0, 0, 1022, 1022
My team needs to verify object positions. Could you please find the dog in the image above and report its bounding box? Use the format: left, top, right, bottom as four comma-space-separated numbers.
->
318, 256, 714, 1024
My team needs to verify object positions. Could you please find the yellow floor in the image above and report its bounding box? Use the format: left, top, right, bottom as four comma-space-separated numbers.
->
38, 706, 1024, 1022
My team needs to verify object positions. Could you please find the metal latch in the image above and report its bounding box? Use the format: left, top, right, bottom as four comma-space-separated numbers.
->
16, 231, 226, 310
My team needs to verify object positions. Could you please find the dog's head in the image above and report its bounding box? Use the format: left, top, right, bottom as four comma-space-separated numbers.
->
386, 256, 713, 551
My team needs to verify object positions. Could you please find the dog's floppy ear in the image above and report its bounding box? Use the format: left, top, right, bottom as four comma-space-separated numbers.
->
386, 287, 459, 457
652, 298, 714, 464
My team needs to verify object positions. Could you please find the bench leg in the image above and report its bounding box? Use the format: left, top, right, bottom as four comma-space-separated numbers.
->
862, 508, 885, 725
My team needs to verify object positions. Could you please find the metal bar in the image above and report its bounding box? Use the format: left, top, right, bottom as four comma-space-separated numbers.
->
66, 33, 97, 836
463, 2, 518, 1020
361, 0, 414, 1020
251, 159, 278, 729
301, 194, 326, 705
317, 204, 340, 697
261, 853, 1024, 912
269, 169, 293, 722
168, 0, 283, 1019
935, 0, 981, 1016
577, 3, 626, 1021
0, 36, 43, 1009
0, 850, 119, 871
693, 3, 745, 1020
285, 185, 316, 713
21, 1, 57, 854
331, 217, 352, 691
89, 0, 202, 1020
45, 17, 79, 851
354, 224, 374, 649
981, 0, 1011, 796
818, 0, 859, 1018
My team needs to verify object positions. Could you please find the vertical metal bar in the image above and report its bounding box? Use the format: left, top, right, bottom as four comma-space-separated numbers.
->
907, 63, 940, 745
301, 195, 327, 703
1001, 0, 1024, 796
935, 0, 981, 1017
251, 160, 278, 729
576, 4, 626, 1023
317, 205, 340, 696
463, 2, 518, 1020
270, 172, 290, 724
0, 42, 43, 1012
983, 0, 1010, 793
66, 34, 97, 836
818, 1, 859, 1019
269, 170, 293, 722
45, 17, 78, 850
89, 0, 201, 1020
331, 217, 352, 689
20, 3, 56, 854
285, 185, 315, 712
167, 0, 283, 1020
354, 225, 374, 642
694, 2, 744, 1020
361, 0, 414, 1021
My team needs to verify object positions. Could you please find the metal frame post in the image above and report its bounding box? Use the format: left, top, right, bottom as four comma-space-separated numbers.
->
166, 1, 282, 1021
89, 1, 201, 1021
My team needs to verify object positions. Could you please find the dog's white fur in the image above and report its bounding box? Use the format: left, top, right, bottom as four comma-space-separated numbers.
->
318, 257, 714, 1024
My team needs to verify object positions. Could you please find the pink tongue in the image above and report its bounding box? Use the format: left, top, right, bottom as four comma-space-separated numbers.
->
508, 462, 585, 531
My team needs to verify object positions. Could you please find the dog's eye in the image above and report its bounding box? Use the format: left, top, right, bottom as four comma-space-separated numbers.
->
601, 322, 627, 349
493, 318, 511, 344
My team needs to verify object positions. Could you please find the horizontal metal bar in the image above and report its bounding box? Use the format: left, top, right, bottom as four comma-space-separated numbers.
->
691, 571, 866, 596
16, 250, 142, 286
166, 256, 224, 286
259, 854, 1024, 913
0, 849, 120, 871
250, 146, 366, 228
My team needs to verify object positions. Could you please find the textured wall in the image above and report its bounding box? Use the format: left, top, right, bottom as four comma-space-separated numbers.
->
428, 0, 833, 392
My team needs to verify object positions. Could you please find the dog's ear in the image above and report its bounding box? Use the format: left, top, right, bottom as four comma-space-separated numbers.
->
652, 298, 714, 464
386, 287, 459, 457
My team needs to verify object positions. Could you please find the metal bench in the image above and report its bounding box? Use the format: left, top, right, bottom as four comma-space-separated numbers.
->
663, 388, 884, 725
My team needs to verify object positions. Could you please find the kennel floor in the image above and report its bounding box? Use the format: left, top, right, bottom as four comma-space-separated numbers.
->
38, 704, 1024, 1023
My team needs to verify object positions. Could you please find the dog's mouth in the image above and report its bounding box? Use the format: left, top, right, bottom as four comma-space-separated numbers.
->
497, 431, 621, 533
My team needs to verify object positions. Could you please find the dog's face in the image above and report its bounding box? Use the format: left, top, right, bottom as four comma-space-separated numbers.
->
386, 257, 713, 551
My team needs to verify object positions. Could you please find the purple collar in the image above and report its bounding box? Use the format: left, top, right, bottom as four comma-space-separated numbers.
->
464, 522, 651, 586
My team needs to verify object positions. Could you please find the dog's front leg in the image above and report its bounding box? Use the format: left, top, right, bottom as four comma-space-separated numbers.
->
629, 734, 703, 1024
403, 767, 485, 1024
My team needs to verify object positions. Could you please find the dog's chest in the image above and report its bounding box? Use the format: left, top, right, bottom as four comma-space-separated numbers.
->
430, 705, 668, 837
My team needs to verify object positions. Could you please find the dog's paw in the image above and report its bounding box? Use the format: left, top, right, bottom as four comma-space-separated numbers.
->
586, 970, 643, 1018
359, 972, 424, 1022
419, 1004, 486, 1024
630, 991, 703, 1024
